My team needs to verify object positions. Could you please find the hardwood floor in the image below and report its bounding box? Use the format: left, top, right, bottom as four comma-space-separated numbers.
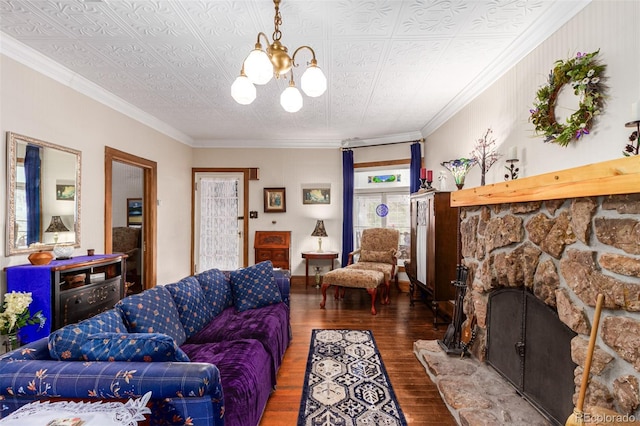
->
260, 283, 456, 425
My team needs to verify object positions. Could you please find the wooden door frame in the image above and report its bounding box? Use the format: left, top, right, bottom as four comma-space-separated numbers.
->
191, 168, 251, 274
105, 147, 157, 290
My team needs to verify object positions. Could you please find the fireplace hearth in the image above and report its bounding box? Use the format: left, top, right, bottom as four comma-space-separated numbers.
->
487, 288, 577, 424
447, 157, 640, 421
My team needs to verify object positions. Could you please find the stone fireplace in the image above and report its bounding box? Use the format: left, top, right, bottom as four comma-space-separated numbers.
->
448, 156, 640, 423
416, 156, 640, 424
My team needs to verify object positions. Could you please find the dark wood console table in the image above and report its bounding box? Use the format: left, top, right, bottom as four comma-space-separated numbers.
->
5, 254, 126, 344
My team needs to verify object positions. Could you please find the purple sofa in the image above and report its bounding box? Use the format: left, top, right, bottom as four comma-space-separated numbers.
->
0, 261, 291, 426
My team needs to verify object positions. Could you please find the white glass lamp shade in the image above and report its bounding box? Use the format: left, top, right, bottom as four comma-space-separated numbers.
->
243, 49, 273, 85
231, 74, 256, 105
301, 65, 327, 97
280, 85, 303, 113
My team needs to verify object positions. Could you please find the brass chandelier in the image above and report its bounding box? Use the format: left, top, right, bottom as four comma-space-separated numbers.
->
231, 0, 327, 112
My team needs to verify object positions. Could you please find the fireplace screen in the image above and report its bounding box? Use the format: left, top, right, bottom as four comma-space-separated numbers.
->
487, 288, 577, 425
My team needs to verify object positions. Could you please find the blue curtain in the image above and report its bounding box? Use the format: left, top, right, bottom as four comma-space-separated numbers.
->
341, 149, 354, 267
410, 141, 422, 194
25, 144, 42, 245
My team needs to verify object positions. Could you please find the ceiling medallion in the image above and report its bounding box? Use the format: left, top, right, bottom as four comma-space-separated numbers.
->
231, 0, 327, 113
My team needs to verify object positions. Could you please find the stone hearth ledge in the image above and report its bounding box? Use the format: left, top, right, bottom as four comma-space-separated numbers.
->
414, 340, 551, 426
450, 156, 640, 207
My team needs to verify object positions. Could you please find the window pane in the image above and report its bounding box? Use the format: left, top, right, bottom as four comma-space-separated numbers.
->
353, 192, 411, 265
354, 194, 382, 248
386, 193, 411, 263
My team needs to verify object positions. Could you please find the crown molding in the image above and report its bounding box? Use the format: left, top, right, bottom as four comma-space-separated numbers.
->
191, 138, 343, 149
341, 131, 424, 148
421, 0, 592, 137
0, 32, 194, 146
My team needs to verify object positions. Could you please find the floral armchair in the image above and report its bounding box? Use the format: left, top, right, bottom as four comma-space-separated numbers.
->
346, 228, 400, 304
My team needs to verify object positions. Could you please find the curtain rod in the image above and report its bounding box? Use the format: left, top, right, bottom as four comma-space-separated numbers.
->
341, 138, 424, 150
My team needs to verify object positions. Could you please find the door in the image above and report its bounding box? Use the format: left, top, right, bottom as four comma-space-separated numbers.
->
194, 172, 245, 272
112, 162, 144, 293
104, 147, 157, 292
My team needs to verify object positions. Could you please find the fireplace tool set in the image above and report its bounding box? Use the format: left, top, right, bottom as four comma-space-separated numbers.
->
438, 264, 470, 356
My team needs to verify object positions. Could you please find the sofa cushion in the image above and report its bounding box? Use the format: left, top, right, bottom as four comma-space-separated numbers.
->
165, 276, 214, 339
48, 309, 126, 360
81, 332, 190, 362
187, 303, 290, 385
359, 249, 395, 264
347, 261, 395, 282
116, 286, 187, 346
196, 268, 233, 317
229, 261, 282, 312
180, 339, 273, 426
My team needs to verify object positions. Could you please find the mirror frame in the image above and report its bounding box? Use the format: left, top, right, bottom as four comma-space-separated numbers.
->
6, 132, 82, 255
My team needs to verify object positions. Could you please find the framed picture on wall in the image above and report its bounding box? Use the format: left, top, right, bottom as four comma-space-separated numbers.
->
127, 198, 143, 226
302, 187, 330, 205
264, 188, 286, 213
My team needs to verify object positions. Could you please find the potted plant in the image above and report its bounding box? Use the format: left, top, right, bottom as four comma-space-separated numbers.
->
0, 291, 45, 354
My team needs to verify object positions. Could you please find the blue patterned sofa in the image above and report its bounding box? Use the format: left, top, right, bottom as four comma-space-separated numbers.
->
0, 261, 291, 426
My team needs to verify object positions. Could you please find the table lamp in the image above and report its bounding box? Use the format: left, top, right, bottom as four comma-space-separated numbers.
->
311, 220, 328, 252
45, 215, 69, 244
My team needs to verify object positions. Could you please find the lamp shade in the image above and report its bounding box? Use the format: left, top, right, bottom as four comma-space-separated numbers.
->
281, 85, 303, 113
45, 216, 69, 233
231, 74, 256, 105
301, 65, 327, 97
243, 48, 273, 85
311, 220, 328, 237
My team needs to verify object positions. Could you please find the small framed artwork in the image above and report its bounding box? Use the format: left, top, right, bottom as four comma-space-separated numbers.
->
264, 187, 286, 213
56, 180, 75, 201
127, 198, 143, 226
303, 187, 330, 205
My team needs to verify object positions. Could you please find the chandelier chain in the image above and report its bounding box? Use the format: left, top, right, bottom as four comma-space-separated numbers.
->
272, 1, 282, 41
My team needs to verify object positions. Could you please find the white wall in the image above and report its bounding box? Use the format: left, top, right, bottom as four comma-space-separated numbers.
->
192, 148, 343, 276
424, 0, 640, 189
191, 143, 414, 276
0, 55, 194, 291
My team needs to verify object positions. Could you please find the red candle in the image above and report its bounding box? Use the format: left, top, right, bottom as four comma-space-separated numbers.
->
420, 168, 426, 179
427, 170, 433, 181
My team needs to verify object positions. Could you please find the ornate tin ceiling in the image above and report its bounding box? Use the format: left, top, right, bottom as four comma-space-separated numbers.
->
0, 0, 589, 147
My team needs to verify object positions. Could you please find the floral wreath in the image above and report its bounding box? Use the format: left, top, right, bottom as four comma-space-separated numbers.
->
529, 50, 606, 147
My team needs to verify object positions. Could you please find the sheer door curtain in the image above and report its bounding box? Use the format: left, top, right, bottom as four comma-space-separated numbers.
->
198, 178, 239, 271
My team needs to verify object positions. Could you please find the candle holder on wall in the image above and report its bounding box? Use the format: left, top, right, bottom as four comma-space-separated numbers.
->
504, 158, 520, 181
623, 120, 640, 156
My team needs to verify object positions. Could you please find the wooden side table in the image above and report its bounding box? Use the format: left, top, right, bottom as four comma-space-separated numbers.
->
302, 251, 339, 287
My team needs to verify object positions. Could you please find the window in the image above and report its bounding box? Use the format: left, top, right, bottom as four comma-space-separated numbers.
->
353, 167, 411, 265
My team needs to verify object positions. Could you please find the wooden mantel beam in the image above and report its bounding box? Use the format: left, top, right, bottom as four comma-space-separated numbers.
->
450, 155, 640, 207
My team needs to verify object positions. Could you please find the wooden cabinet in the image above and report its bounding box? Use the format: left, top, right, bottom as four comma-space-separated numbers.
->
409, 191, 460, 324
254, 231, 291, 270
5, 254, 126, 343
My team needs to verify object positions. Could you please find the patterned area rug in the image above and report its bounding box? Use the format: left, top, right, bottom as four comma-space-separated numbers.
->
297, 329, 407, 426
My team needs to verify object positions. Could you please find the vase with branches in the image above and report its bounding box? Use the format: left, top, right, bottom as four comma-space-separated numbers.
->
470, 128, 502, 186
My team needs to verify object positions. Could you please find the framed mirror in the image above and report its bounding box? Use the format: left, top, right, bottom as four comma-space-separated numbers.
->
6, 132, 81, 255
